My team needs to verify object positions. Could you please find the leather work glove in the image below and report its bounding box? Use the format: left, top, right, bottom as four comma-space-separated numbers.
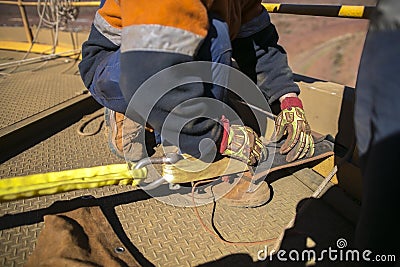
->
219, 116, 267, 166
272, 97, 314, 162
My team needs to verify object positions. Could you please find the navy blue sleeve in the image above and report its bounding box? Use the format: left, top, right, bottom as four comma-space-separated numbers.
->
78, 25, 119, 89
232, 23, 300, 104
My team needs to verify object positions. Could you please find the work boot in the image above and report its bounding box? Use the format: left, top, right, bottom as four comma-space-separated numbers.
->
104, 108, 146, 162
213, 171, 271, 208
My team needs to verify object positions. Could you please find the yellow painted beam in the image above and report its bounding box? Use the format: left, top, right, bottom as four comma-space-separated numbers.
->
263, 3, 281, 13
338, 5, 365, 18
262, 3, 371, 19
0, 41, 82, 59
312, 155, 338, 184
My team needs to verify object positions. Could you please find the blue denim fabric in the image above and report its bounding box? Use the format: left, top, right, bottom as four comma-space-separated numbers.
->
89, 50, 127, 113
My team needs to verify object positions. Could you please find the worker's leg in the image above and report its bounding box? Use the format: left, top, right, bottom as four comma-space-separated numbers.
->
120, 15, 234, 158
89, 49, 127, 114
87, 49, 160, 160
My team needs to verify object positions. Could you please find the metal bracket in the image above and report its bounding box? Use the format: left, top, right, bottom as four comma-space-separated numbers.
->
134, 153, 183, 191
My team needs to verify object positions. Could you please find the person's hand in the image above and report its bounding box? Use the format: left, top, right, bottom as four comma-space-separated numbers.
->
272, 96, 314, 162
219, 116, 267, 165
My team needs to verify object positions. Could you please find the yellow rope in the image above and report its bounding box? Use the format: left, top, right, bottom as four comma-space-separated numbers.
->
0, 164, 147, 201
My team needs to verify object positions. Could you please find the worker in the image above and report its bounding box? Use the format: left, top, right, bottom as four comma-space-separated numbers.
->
354, 0, 400, 264
78, 0, 314, 167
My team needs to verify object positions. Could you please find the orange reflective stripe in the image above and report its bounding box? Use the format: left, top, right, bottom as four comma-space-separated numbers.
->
98, 0, 122, 29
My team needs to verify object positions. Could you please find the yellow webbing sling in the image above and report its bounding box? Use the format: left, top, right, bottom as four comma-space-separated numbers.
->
0, 164, 147, 201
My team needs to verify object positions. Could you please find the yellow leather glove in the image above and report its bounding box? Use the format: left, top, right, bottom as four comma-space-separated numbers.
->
272, 97, 314, 162
220, 116, 267, 166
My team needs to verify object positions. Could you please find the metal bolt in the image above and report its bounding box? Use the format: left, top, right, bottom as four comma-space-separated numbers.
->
169, 183, 181, 190
114, 247, 125, 253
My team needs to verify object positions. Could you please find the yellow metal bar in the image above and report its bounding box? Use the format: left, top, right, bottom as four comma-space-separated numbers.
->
0, 41, 82, 59
0, 1, 374, 18
263, 3, 281, 13
262, 3, 373, 19
0, 164, 147, 201
338, 5, 365, 18
71, 1, 100, 7
312, 155, 338, 184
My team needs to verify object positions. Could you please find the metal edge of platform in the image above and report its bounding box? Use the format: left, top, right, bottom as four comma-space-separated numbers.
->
0, 92, 102, 163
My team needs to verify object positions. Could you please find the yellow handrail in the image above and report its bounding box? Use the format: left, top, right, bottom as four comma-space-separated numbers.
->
0, 1, 375, 19
262, 3, 373, 19
0, 1, 374, 45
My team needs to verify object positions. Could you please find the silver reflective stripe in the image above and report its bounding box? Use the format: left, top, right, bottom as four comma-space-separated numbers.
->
121, 24, 204, 56
94, 12, 121, 46
236, 9, 271, 38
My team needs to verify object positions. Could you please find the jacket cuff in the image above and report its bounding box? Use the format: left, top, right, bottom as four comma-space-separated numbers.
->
280, 97, 303, 110
219, 115, 230, 154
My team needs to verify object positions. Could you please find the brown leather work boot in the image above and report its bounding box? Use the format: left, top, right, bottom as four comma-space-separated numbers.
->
104, 108, 146, 162
213, 171, 271, 208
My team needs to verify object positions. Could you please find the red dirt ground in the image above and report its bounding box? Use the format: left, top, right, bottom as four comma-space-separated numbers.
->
267, 0, 377, 87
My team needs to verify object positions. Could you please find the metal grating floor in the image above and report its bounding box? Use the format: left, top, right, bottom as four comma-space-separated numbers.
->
0, 50, 358, 267
0, 50, 86, 129
0, 118, 356, 267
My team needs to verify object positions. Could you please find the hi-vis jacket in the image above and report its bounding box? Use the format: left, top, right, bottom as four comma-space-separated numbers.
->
79, 0, 300, 157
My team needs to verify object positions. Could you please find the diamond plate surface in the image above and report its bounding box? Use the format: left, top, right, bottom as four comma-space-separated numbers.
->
0, 115, 124, 179
0, 112, 316, 266
117, 174, 312, 267
0, 115, 355, 267
0, 51, 358, 267
0, 114, 130, 266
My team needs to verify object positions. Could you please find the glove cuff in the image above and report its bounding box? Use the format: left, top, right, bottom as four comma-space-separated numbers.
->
280, 97, 303, 110
219, 115, 230, 154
